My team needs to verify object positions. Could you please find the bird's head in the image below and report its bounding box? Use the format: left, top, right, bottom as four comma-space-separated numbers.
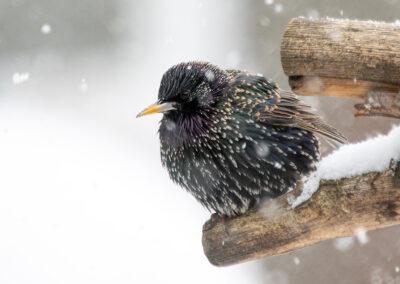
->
137, 62, 228, 119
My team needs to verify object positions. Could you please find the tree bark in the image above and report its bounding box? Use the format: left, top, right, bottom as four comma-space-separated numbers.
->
281, 18, 400, 85
280, 17, 400, 119
202, 161, 400, 266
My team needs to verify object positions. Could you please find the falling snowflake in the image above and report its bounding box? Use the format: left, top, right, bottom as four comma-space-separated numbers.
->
12, 72, 30, 84
333, 236, 354, 251
205, 70, 215, 82
165, 120, 177, 131
254, 142, 270, 157
307, 9, 319, 19
41, 24, 52, 34
330, 29, 343, 42
80, 78, 88, 92
226, 50, 241, 68
259, 16, 271, 27
355, 227, 369, 245
293, 257, 300, 265
274, 3, 283, 13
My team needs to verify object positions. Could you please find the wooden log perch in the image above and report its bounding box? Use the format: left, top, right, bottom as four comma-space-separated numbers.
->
280, 17, 400, 119
202, 17, 400, 267
202, 161, 400, 266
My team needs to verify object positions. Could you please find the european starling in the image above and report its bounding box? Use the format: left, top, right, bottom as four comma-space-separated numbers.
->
137, 62, 346, 216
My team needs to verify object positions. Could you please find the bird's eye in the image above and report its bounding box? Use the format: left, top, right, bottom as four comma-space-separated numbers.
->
180, 91, 191, 99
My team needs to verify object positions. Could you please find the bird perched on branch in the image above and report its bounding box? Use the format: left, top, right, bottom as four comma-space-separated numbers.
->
137, 62, 346, 216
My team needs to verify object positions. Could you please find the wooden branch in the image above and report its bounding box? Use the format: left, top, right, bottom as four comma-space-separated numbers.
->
354, 90, 400, 119
202, 162, 400, 266
280, 18, 400, 119
288, 76, 400, 99
281, 18, 400, 85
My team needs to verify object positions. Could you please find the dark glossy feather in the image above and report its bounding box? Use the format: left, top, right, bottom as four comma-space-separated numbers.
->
228, 72, 347, 144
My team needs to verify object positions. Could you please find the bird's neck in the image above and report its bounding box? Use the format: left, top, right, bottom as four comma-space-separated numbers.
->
159, 109, 219, 147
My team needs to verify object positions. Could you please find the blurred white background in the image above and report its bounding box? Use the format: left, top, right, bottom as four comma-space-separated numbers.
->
0, 0, 400, 283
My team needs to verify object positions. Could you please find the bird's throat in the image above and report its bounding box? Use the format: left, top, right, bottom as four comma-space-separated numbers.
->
159, 111, 218, 147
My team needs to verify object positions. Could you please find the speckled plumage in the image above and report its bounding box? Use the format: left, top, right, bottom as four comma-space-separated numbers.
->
155, 62, 346, 216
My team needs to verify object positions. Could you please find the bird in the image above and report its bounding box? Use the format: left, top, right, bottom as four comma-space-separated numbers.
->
137, 62, 347, 217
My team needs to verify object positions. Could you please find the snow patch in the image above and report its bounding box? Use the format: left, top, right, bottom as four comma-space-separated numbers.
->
264, 0, 274, 5
290, 126, 400, 208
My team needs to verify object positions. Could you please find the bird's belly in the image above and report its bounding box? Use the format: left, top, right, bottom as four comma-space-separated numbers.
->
160, 126, 320, 216
161, 144, 266, 215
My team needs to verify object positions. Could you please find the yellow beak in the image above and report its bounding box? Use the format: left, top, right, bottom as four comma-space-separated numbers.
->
136, 102, 176, 118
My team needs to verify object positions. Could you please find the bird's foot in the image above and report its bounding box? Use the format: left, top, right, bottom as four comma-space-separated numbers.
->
209, 213, 230, 235
221, 214, 230, 236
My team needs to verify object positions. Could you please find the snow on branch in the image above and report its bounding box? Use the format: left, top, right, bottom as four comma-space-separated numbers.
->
290, 126, 400, 207
202, 127, 400, 266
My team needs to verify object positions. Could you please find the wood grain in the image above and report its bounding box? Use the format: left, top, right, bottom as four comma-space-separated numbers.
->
281, 18, 400, 118
281, 18, 400, 85
202, 162, 400, 266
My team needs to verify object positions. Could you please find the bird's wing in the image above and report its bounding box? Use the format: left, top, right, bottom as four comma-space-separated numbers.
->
228, 72, 347, 144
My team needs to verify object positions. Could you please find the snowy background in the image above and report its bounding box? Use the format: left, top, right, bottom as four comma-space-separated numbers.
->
1, 0, 400, 283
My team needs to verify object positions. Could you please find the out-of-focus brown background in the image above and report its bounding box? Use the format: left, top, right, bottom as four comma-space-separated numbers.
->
0, 0, 399, 283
